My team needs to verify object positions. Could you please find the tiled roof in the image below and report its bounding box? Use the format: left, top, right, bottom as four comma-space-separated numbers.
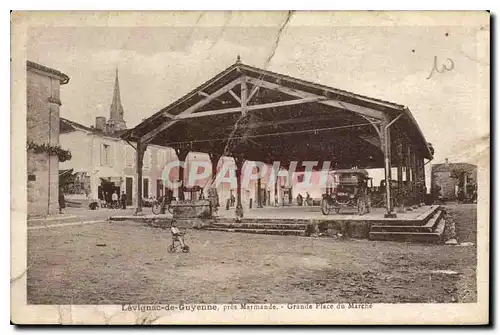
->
60, 117, 94, 133
123, 61, 406, 139
27, 61, 70, 84
432, 162, 477, 173
60, 117, 127, 139
120, 60, 433, 159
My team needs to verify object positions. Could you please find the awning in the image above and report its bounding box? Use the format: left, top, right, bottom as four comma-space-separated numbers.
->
59, 169, 74, 176
100, 177, 123, 187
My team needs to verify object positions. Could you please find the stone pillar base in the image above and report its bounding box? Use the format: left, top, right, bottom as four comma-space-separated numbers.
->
235, 205, 244, 219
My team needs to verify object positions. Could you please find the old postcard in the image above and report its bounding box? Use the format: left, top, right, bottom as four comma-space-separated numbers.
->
11, 11, 490, 325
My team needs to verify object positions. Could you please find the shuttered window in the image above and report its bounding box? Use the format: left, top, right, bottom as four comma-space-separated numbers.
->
100, 143, 113, 167
125, 146, 135, 167
143, 151, 151, 169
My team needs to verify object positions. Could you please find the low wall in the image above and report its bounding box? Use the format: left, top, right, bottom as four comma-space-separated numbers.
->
171, 200, 212, 219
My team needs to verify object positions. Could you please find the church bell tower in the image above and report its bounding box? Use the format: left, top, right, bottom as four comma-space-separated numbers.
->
108, 68, 127, 131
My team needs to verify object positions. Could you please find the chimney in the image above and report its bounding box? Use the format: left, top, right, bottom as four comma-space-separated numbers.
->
445, 158, 449, 165
95, 116, 106, 131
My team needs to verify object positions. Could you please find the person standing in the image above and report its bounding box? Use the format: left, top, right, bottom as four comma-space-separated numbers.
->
208, 188, 219, 215
230, 190, 235, 207
120, 191, 127, 210
305, 192, 311, 207
111, 191, 119, 208
58, 187, 66, 214
296, 193, 303, 206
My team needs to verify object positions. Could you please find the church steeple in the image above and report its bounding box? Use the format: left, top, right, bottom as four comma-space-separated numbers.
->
108, 67, 126, 131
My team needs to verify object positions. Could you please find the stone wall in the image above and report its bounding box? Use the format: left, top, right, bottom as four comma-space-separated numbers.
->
27, 67, 64, 217
433, 171, 457, 200
27, 153, 59, 216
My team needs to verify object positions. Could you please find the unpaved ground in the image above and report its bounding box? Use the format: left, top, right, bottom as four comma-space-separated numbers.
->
27, 205, 477, 304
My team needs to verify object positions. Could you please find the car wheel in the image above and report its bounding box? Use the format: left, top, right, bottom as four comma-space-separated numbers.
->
357, 197, 367, 216
152, 203, 161, 215
320, 199, 330, 215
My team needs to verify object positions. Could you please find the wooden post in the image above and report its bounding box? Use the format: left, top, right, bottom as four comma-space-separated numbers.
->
274, 172, 278, 207
232, 78, 248, 217
209, 152, 222, 185
207, 152, 222, 215
405, 143, 412, 209
397, 137, 404, 213
234, 156, 245, 218
135, 141, 147, 214
411, 151, 417, 205
381, 121, 396, 218
419, 157, 426, 204
175, 148, 189, 201
257, 164, 262, 208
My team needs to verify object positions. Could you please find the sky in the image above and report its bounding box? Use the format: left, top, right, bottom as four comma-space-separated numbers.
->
27, 11, 490, 166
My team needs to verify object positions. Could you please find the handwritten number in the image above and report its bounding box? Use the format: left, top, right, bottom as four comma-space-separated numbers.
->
426, 56, 455, 79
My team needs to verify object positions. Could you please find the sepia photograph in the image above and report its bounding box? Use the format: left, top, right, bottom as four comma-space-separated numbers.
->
11, 10, 490, 325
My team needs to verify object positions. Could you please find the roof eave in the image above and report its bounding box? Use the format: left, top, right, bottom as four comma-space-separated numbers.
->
402, 107, 433, 160
27, 61, 70, 85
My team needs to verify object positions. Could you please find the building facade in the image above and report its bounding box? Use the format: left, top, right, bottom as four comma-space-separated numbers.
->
59, 69, 269, 208
60, 118, 178, 206
27, 61, 70, 217
60, 119, 276, 208
431, 159, 477, 200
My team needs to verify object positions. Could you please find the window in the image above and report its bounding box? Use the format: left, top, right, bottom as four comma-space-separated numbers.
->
158, 150, 165, 168
101, 143, 112, 166
150, 150, 157, 169
143, 151, 151, 169
297, 174, 304, 183
125, 146, 135, 167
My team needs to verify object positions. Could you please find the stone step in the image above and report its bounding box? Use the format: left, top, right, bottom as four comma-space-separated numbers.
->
433, 217, 446, 237
215, 218, 422, 226
215, 218, 314, 224
370, 210, 444, 232
109, 215, 171, 222
369, 207, 440, 226
204, 227, 305, 236
368, 218, 446, 243
210, 222, 308, 230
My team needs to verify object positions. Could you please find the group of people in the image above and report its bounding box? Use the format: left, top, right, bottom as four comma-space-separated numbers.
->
102, 190, 127, 209
296, 192, 312, 206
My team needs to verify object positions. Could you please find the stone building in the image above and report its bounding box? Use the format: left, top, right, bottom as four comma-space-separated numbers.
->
431, 158, 477, 200
60, 116, 178, 206
27, 61, 70, 217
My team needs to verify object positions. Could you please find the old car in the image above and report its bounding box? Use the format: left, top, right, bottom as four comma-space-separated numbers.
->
320, 169, 372, 215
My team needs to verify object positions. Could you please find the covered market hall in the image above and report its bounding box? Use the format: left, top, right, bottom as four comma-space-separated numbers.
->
120, 57, 434, 218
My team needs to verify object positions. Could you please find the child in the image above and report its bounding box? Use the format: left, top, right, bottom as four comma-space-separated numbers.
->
170, 220, 186, 249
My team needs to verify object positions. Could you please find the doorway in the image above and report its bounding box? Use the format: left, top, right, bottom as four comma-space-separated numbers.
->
143, 178, 149, 199
99, 179, 120, 204
126, 177, 133, 206
156, 179, 163, 199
